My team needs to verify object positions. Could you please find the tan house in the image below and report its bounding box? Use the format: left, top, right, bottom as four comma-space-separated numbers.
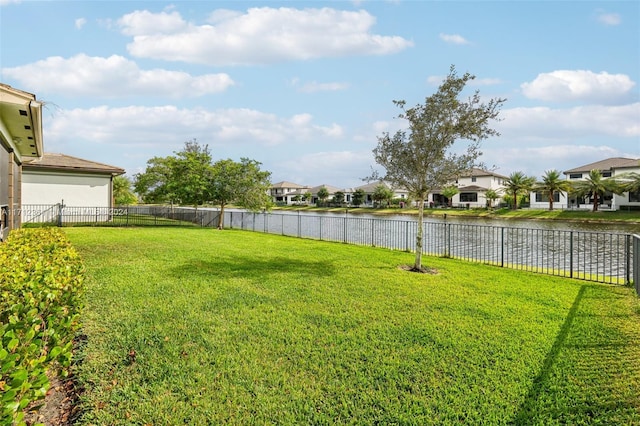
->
0, 83, 44, 237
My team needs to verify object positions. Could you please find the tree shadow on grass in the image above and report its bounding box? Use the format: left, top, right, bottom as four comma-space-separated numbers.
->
512, 285, 640, 424
170, 254, 338, 282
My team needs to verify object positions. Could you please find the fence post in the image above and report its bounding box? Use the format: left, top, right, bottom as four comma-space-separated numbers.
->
625, 234, 631, 285
569, 231, 574, 279
343, 216, 347, 243
57, 202, 63, 227
405, 221, 409, 252
445, 223, 451, 257
500, 227, 504, 267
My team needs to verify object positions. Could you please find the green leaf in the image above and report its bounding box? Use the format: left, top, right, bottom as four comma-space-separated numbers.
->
6, 339, 19, 352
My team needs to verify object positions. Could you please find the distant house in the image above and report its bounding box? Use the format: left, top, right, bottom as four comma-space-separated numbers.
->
307, 184, 342, 204
269, 181, 309, 205
562, 157, 640, 211
344, 181, 409, 207
22, 153, 125, 222
430, 168, 507, 208
0, 83, 44, 237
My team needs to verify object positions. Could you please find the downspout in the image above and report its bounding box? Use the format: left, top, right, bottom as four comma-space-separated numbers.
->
7, 151, 14, 230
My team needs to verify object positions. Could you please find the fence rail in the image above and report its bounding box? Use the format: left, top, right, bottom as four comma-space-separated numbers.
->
20, 205, 638, 290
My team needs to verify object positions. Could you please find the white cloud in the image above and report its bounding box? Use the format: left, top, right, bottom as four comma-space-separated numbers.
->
439, 33, 469, 45
292, 79, 350, 93
483, 144, 624, 179
521, 70, 636, 104
44, 105, 343, 148
596, 11, 621, 26
117, 9, 188, 36
1, 54, 234, 98
120, 7, 413, 66
498, 103, 640, 141
279, 150, 373, 187
75, 17, 87, 30
0, 0, 21, 5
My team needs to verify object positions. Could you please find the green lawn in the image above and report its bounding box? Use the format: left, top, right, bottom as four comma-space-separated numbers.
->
64, 227, 640, 425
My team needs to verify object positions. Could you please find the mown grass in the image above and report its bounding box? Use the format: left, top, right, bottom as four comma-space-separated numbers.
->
64, 227, 640, 425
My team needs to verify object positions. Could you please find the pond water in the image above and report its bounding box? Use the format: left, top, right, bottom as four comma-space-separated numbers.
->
265, 208, 640, 234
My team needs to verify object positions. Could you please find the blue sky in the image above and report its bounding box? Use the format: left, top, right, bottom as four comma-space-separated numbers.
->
1, 0, 638, 189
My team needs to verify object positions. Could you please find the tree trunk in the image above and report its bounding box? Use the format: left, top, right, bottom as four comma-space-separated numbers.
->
217, 203, 225, 229
548, 194, 554, 211
414, 197, 425, 270
593, 193, 599, 212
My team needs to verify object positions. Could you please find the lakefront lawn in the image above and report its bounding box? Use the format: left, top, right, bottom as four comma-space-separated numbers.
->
65, 227, 640, 425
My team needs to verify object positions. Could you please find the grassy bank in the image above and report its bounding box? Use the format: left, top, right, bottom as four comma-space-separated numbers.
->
274, 205, 640, 224
65, 227, 640, 425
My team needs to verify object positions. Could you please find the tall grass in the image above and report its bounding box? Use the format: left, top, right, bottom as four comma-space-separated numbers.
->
65, 227, 640, 425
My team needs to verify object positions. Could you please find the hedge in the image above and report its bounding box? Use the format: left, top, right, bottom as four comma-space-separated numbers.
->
0, 228, 84, 426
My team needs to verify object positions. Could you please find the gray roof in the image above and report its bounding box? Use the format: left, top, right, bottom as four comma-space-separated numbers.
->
23, 153, 125, 175
564, 157, 639, 174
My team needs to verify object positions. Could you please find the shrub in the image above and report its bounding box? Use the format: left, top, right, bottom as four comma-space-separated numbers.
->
0, 228, 84, 426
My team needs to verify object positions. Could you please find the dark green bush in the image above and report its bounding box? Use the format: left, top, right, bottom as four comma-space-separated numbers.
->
0, 228, 84, 426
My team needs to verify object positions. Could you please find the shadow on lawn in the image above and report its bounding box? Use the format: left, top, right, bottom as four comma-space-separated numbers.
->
513, 285, 640, 424
170, 254, 338, 282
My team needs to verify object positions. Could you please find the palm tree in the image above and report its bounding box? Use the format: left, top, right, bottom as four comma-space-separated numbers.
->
534, 169, 571, 211
484, 188, 500, 209
442, 186, 459, 208
503, 171, 535, 210
618, 172, 640, 194
570, 169, 622, 212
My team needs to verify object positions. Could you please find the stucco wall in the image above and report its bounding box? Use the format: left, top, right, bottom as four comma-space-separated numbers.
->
22, 171, 112, 207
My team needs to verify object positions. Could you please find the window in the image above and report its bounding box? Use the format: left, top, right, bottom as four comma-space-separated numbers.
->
459, 192, 477, 202
471, 177, 477, 182
630, 191, 640, 203
602, 171, 612, 177
569, 173, 582, 179
535, 192, 560, 202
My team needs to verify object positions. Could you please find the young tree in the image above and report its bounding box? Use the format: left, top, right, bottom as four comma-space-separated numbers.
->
210, 158, 272, 228
372, 184, 394, 207
317, 186, 330, 205
303, 191, 313, 205
113, 175, 138, 205
484, 188, 500, 209
441, 185, 459, 207
570, 169, 622, 212
351, 189, 366, 207
534, 169, 571, 211
503, 171, 535, 210
371, 66, 505, 272
332, 191, 345, 205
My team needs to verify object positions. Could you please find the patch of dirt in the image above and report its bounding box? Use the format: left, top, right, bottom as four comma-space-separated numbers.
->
398, 264, 438, 274
25, 372, 82, 426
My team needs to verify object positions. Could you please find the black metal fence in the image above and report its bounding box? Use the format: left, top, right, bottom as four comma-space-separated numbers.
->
20, 205, 638, 290
225, 211, 635, 286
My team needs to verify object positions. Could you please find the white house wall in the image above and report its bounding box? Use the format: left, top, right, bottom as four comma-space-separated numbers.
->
22, 171, 112, 207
